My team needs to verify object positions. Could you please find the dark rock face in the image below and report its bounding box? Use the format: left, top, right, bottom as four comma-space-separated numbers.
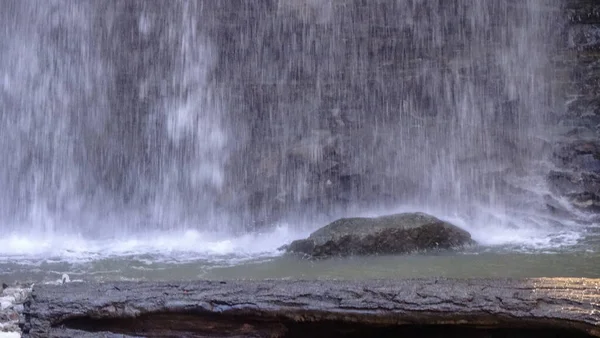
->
548, 0, 600, 216
286, 212, 473, 258
219, 1, 563, 228
23, 278, 600, 337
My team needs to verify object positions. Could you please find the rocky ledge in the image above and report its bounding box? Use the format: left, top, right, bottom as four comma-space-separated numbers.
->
284, 212, 474, 258
22, 278, 600, 337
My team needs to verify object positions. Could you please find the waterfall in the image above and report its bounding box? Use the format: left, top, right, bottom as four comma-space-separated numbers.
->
0, 1, 564, 241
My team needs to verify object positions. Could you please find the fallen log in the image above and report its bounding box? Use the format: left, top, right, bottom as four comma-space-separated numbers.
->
24, 278, 600, 337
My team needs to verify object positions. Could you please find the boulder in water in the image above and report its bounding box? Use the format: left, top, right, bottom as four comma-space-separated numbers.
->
286, 212, 474, 258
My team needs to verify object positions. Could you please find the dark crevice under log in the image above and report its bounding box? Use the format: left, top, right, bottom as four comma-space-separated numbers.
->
24, 278, 600, 337
59, 313, 595, 338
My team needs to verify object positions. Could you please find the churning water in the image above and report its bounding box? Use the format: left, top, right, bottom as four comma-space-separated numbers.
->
0, 0, 593, 271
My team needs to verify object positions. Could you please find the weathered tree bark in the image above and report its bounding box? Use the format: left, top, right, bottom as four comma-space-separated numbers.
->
24, 278, 600, 337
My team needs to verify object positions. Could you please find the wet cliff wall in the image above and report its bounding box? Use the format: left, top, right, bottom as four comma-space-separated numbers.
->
208, 1, 563, 228
549, 1, 600, 218
89, 1, 585, 229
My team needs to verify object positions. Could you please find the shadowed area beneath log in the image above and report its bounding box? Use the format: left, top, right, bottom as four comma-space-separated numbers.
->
59, 313, 595, 338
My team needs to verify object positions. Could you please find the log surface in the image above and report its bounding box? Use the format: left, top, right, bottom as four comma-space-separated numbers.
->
24, 278, 600, 337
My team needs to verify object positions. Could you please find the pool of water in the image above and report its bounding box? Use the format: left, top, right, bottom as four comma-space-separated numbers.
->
1, 230, 598, 284
2, 249, 600, 285
1, 210, 598, 284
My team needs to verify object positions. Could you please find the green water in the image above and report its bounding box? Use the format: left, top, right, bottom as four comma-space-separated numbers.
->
1, 249, 599, 285
1, 224, 598, 284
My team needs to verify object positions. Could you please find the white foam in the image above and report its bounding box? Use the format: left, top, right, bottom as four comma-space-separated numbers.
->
461, 221, 581, 249
446, 207, 582, 250
358, 204, 584, 251
0, 224, 309, 264
0, 205, 588, 266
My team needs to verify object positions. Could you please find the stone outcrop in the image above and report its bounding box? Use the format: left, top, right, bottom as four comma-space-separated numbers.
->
23, 278, 600, 337
285, 212, 473, 258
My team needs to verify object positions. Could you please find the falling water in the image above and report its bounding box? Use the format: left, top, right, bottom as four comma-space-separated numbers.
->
0, 1, 573, 259
0, 1, 232, 236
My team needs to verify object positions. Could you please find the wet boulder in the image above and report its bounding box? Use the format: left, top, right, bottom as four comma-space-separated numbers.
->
286, 212, 474, 258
